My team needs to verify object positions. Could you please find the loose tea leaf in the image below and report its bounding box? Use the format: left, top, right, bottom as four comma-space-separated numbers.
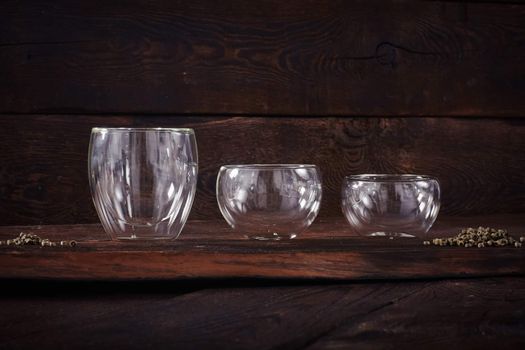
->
423, 227, 524, 248
0, 232, 77, 248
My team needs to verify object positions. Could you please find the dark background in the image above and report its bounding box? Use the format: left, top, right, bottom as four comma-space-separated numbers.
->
1, 0, 525, 226
1, 2, 525, 349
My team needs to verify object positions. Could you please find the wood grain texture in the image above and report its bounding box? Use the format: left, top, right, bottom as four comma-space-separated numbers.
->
0, 216, 524, 281
2, 115, 525, 225
1, 0, 524, 115
0, 278, 523, 349
0, 281, 423, 350
306, 278, 525, 349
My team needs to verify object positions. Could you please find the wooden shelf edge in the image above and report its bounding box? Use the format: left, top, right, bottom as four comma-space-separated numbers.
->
0, 216, 524, 281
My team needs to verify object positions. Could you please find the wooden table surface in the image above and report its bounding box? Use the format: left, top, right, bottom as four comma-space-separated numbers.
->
1, 216, 524, 349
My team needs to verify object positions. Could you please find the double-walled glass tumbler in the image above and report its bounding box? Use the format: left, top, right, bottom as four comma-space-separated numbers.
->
217, 164, 322, 240
342, 174, 440, 237
89, 128, 198, 240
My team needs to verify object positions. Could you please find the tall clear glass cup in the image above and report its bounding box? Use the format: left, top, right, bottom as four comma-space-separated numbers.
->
89, 128, 198, 240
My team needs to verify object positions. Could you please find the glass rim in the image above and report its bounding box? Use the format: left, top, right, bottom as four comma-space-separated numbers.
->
221, 164, 318, 170
91, 127, 194, 134
344, 174, 438, 182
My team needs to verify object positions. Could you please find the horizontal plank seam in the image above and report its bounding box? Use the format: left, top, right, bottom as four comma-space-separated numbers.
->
1, 112, 525, 119
426, 0, 525, 5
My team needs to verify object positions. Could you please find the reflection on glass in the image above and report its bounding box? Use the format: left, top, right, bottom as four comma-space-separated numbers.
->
342, 174, 440, 237
89, 128, 198, 240
217, 164, 322, 240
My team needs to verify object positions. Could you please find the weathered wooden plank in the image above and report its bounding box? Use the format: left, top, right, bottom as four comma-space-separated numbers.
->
0, 281, 423, 350
0, 217, 524, 281
0, 0, 524, 115
306, 278, 525, 349
0, 214, 523, 241
2, 116, 525, 225
0, 278, 523, 349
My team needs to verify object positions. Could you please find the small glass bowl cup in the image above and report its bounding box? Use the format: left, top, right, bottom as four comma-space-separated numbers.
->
89, 127, 198, 240
341, 174, 440, 238
217, 164, 322, 240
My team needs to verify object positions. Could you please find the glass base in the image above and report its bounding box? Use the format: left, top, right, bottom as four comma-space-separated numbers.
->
368, 231, 416, 238
115, 235, 175, 241
110, 223, 179, 240
247, 232, 297, 241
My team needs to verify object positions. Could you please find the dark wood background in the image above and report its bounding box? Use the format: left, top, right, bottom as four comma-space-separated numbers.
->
1, 2, 525, 349
1, 0, 524, 116
1, 0, 525, 226
1, 116, 525, 226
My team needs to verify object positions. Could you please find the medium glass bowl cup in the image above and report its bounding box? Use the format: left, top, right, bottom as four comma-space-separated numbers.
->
89, 128, 198, 240
217, 164, 322, 240
341, 174, 440, 237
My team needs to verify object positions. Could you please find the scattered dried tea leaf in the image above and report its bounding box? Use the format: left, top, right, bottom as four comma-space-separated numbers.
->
424, 227, 524, 248
0, 232, 77, 248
